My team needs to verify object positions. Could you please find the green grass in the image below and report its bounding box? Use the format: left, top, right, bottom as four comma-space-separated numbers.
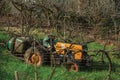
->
0, 32, 120, 80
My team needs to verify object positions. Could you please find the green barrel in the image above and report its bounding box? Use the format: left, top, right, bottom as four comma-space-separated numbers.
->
7, 37, 15, 51
14, 37, 31, 54
7, 37, 31, 54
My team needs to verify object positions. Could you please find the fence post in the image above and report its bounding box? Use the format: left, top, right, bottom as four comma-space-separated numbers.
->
15, 71, 19, 80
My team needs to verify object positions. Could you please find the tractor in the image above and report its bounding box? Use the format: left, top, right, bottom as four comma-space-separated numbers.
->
7, 36, 92, 71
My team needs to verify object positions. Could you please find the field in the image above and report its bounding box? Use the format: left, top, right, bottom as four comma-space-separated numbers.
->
0, 31, 120, 80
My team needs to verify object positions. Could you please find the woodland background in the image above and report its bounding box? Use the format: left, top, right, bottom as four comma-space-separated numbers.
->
0, 0, 120, 80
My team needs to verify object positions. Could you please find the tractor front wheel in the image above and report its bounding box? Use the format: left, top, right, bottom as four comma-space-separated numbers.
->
66, 62, 79, 72
24, 47, 43, 66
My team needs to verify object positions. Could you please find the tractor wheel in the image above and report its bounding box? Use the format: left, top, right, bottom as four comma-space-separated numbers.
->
66, 62, 79, 72
24, 47, 43, 66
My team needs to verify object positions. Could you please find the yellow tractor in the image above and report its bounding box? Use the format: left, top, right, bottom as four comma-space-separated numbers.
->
52, 42, 92, 71
7, 36, 92, 71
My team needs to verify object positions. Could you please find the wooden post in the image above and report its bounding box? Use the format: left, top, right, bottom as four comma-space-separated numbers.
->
15, 71, 19, 80
33, 38, 38, 80
21, 6, 23, 35
63, 17, 66, 40
118, 25, 120, 49
7, 14, 10, 32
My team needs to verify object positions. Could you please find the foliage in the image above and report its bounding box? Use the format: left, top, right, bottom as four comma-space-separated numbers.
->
0, 0, 11, 16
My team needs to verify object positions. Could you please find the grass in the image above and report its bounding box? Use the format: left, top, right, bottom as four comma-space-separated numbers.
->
0, 32, 120, 80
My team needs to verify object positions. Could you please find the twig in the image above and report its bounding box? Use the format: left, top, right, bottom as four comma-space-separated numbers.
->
99, 50, 112, 80
47, 67, 56, 80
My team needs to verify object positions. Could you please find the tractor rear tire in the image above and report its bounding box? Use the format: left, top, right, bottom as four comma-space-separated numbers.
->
24, 47, 43, 66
